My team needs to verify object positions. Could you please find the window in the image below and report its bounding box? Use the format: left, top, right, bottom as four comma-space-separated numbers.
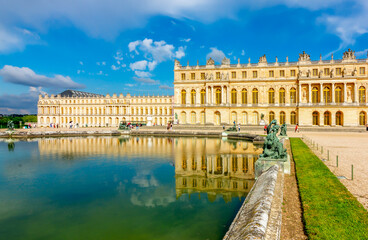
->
231, 71, 236, 79
324, 111, 331, 126
291, 70, 296, 77
335, 86, 342, 103
181, 90, 186, 104
279, 88, 285, 104
324, 68, 330, 76
269, 70, 274, 77
216, 89, 221, 104
200, 89, 206, 104
280, 112, 286, 124
269, 111, 275, 123
313, 69, 318, 76
336, 111, 343, 126
323, 87, 331, 103
200, 73, 205, 80
359, 111, 366, 126
290, 88, 296, 104
280, 70, 285, 77
312, 87, 319, 103
312, 111, 319, 125
252, 71, 258, 78
191, 73, 195, 80
290, 112, 296, 125
231, 89, 237, 104
336, 68, 342, 75
360, 67, 366, 75
181, 73, 185, 80
252, 88, 258, 104
242, 71, 247, 78
242, 89, 247, 104
191, 89, 196, 104
216, 72, 220, 79
359, 86, 366, 103
268, 88, 275, 104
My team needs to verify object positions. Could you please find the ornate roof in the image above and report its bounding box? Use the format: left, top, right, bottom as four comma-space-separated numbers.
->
59, 90, 104, 98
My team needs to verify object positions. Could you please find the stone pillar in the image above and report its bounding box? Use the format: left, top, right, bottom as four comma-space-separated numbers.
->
344, 82, 347, 103
298, 84, 302, 103
332, 83, 335, 103
320, 83, 323, 103
308, 83, 312, 103
354, 83, 358, 103
221, 86, 224, 104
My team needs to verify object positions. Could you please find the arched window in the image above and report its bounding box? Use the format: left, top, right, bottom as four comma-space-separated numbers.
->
252, 88, 258, 104
279, 88, 285, 104
323, 87, 331, 103
312, 111, 319, 126
359, 86, 366, 103
290, 88, 296, 104
242, 88, 247, 104
181, 90, 186, 104
269, 111, 275, 123
359, 111, 366, 126
324, 111, 331, 126
231, 89, 237, 104
290, 111, 296, 125
335, 87, 342, 103
312, 87, 319, 103
200, 89, 206, 104
231, 111, 237, 123
180, 111, 187, 124
214, 111, 221, 125
241, 112, 247, 125
200, 111, 205, 124
216, 89, 222, 104
268, 88, 275, 104
280, 111, 286, 124
191, 112, 196, 124
336, 111, 343, 126
191, 89, 196, 104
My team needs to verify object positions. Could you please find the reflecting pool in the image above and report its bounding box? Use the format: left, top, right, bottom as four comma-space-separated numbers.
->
0, 137, 262, 240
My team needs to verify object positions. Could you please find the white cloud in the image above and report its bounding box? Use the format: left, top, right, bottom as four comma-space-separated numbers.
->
159, 85, 174, 90
0, 87, 46, 114
241, 50, 245, 56
175, 46, 185, 59
128, 40, 140, 53
133, 77, 159, 85
0, 65, 84, 89
125, 83, 136, 87
180, 38, 191, 42
148, 61, 157, 71
130, 60, 148, 71
356, 49, 368, 57
135, 71, 152, 78
114, 51, 124, 61
111, 65, 120, 71
79, 61, 83, 65
206, 47, 226, 63
102, 61, 106, 65
77, 70, 81, 74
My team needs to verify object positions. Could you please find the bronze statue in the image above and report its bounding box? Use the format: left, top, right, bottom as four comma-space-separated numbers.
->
118, 121, 129, 130
7, 121, 15, 131
260, 120, 287, 159
280, 123, 287, 136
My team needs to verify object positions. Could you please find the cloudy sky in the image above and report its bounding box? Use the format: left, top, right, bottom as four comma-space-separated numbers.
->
0, 0, 368, 114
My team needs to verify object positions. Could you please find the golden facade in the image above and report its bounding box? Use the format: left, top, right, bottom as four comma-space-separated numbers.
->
37, 90, 173, 127
174, 49, 368, 126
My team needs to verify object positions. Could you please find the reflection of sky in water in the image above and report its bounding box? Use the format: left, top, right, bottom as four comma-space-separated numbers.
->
0, 137, 257, 240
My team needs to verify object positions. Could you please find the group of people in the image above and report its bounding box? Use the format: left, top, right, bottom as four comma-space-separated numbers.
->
263, 122, 300, 133
167, 122, 173, 130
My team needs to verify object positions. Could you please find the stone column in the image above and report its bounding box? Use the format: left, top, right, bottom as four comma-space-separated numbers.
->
227, 86, 230, 105
320, 83, 323, 103
344, 82, 347, 103
221, 86, 224, 104
298, 84, 302, 103
354, 83, 358, 103
332, 83, 335, 103
308, 83, 312, 103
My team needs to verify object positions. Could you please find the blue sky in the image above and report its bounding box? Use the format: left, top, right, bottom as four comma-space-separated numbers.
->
0, 0, 368, 114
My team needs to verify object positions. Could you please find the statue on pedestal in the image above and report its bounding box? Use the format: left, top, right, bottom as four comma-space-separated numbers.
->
7, 121, 15, 131
260, 120, 287, 159
280, 123, 287, 136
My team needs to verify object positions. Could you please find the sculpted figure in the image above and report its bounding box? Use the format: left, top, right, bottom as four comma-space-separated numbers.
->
260, 120, 287, 159
280, 123, 287, 136
7, 121, 14, 131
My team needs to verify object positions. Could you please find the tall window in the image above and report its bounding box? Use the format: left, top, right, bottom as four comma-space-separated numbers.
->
253, 71, 258, 78
269, 70, 274, 77
291, 70, 296, 77
216, 89, 222, 104
191, 73, 195, 80
290, 88, 296, 104
359, 86, 366, 103
279, 88, 285, 104
200, 73, 205, 80
216, 72, 220, 79
324, 111, 331, 126
269, 111, 275, 123
312, 111, 319, 125
181, 90, 186, 104
336, 111, 343, 126
231, 89, 237, 104
360, 67, 366, 75
290, 111, 296, 125
359, 111, 366, 126
242, 88, 247, 104
324, 68, 330, 76
312, 87, 319, 103
200, 89, 206, 104
181, 73, 185, 80
335, 86, 342, 103
268, 88, 275, 104
191, 89, 196, 104
323, 87, 331, 103
336, 68, 342, 75
313, 69, 318, 76
242, 71, 247, 78
231, 71, 236, 79
252, 88, 258, 104
280, 111, 285, 124
280, 70, 285, 77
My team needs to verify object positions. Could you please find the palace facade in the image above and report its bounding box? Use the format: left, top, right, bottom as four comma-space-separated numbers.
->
174, 49, 368, 126
37, 90, 173, 127
38, 49, 368, 127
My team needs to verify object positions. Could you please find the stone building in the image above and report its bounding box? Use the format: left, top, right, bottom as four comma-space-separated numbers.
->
37, 90, 173, 127
173, 49, 368, 126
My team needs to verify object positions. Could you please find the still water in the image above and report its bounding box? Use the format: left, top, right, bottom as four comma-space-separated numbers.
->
0, 137, 262, 240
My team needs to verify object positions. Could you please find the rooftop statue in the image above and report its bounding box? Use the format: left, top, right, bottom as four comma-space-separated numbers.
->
221, 57, 230, 65
7, 120, 15, 131
260, 120, 287, 159
206, 57, 215, 65
258, 54, 267, 64
280, 123, 287, 136
343, 49, 356, 61
298, 51, 311, 62
174, 59, 181, 68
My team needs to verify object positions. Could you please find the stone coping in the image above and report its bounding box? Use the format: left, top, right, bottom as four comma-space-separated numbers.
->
223, 165, 281, 240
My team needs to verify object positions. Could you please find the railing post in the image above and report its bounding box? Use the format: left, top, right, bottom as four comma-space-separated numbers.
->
351, 165, 354, 180
336, 155, 338, 167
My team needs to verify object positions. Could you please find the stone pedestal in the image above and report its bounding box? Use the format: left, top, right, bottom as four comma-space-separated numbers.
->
255, 154, 290, 178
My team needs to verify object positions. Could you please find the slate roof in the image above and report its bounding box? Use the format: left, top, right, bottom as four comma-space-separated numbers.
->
59, 90, 104, 98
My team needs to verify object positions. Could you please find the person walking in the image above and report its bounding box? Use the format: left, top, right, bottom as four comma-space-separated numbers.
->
295, 123, 299, 133
264, 124, 267, 134
238, 123, 241, 132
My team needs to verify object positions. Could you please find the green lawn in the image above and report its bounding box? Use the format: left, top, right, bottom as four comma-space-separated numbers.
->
290, 138, 368, 240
